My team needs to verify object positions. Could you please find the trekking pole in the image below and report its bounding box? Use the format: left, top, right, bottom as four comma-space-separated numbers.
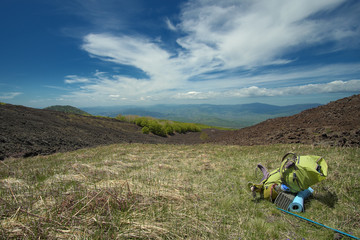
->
277, 208, 359, 240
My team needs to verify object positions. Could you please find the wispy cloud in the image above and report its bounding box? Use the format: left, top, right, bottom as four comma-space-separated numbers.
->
63, 0, 359, 105
65, 75, 90, 84
176, 0, 355, 69
165, 17, 177, 31
61, 0, 141, 31
174, 80, 360, 100
226, 79, 360, 98
82, 34, 173, 78
0, 92, 22, 100
62, 67, 360, 106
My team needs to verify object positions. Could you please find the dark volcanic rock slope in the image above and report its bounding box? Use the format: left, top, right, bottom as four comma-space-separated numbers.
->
206, 94, 360, 146
0, 104, 171, 160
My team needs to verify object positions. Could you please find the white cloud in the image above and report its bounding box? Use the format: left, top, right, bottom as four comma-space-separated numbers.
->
62, 0, 359, 106
165, 17, 177, 31
65, 75, 90, 84
177, 0, 350, 68
81, 0, 357, 76
82, 33, 185, 89
62, 66, 360, 105
61, 72, 163, 105
0, 92, 22, 100
173, 80, 360, 100
174, 91, 214, 100
230, 80, 360, 97
82, 34, 171, 74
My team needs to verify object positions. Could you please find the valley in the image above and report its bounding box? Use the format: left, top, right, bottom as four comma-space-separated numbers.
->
83, 102, 322, 128
1, 94, 359, 160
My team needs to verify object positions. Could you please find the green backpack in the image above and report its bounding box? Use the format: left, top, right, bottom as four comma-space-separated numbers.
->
249, 153, 328, 201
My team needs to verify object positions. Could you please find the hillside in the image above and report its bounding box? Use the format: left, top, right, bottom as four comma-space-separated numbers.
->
0, 104, 174, 160
44, 105, 90, 115
206, 94, 360, 147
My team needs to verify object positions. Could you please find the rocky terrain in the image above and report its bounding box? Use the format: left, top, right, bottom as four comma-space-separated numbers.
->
0, 105, 167, 160
1, 94, 359, 160
205, 94, 360, 147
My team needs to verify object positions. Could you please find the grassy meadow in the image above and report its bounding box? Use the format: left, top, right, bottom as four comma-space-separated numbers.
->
0, 143, 359, 239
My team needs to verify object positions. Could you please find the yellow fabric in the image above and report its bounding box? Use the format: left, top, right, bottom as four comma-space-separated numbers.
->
263, 184, 279, 201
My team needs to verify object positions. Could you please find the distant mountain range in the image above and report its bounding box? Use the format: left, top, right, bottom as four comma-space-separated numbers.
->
82, 103, 321, 128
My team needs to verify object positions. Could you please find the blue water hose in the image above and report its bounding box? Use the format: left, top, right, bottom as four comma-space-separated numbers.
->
277, 208, 360, 240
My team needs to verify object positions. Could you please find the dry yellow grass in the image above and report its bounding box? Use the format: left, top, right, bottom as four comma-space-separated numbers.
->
0, 143, 359, 239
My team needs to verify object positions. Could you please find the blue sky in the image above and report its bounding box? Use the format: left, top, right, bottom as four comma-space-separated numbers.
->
1, 0, 359, 108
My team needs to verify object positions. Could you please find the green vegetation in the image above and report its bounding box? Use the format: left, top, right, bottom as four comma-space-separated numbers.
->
44, 105, 90, 116
0, 102, 6, 105
116, 115, 203, 137
0, 144, 359, 239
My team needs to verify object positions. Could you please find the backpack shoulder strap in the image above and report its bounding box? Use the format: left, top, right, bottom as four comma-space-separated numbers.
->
280, 153, 296, 173
281, 153, 297, 163
279, 153, 299, 189
257, 164, 269, 182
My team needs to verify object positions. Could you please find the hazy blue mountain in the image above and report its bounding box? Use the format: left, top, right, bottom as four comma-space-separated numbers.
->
82, 103, 321, 128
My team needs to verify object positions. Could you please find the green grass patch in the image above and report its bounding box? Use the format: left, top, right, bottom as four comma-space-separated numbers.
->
0, 144, 359, 239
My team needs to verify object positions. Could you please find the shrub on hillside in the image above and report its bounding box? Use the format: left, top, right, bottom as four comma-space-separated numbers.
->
164, 123, 174, 135
173, 124, 183, 134
116, 114, 126, 121
149, 120, 167, 137
116, 114, 141, 123
142, 126, 150, 134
